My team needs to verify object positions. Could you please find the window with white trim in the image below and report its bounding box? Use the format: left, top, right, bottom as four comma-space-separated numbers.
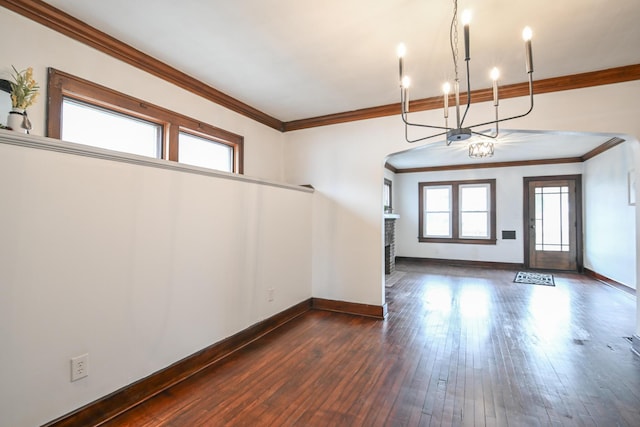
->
419, 179, 496, 244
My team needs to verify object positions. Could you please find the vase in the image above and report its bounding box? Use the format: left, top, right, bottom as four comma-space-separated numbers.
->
7, 108, 29, 133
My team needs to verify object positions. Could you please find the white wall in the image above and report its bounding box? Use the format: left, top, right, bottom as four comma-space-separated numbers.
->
393, 163, 584, 263
0, 8, 313, 427
584, 141, 638, 288
285, 116, 402, 306
284, 81, 640, 308
0, 135, 313, 427
0, 9, 285, 182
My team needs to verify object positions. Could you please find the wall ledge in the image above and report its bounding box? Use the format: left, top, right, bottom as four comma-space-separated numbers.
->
0, 130, 313, 193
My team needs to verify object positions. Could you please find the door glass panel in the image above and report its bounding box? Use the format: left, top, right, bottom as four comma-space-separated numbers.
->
535, 186, 569, 251
561, 190, 569, 247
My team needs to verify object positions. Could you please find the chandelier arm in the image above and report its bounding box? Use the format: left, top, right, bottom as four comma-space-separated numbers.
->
404, 128, 449, 144
466, 74, 534, 131
471, 106, 501, 139
400, 90, 451, 131
401, 114, 451, 130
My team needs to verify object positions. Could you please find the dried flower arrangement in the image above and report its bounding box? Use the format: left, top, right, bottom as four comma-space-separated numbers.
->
9, 66, 39, 110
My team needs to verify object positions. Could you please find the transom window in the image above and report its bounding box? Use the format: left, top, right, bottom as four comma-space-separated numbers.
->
419, 179, 496, 244
178, 131, 233, 172
47, 68, 243, 173
61, 98, 162, 158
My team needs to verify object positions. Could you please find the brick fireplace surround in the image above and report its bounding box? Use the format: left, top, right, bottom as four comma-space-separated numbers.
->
384, 217, 397, 274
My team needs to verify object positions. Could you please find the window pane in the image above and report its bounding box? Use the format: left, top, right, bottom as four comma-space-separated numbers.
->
460, 212, 488, 237
460, 184, 490, 238
425, 212, 451, 237
61, 98, 161, 158
460, 186, 488, 211
425, 187, 451, 211
178, 132, 233, 172
424, 186, 451, 237
384, 182, 391, 208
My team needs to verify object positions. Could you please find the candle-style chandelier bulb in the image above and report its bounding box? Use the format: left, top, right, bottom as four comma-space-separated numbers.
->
397, 43, 407, 58
491, 67, 500, 107
523, 27, 534, 73
461, 9, 472, 25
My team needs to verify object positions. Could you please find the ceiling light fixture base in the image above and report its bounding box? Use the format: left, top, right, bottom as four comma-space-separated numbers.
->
447, 128, 472, 143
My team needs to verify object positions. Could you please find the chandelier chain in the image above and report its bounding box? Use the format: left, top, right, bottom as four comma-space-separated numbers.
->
450, 0, 459, 82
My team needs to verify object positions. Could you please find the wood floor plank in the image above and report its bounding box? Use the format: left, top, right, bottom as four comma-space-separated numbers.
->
101, 261, 640, 426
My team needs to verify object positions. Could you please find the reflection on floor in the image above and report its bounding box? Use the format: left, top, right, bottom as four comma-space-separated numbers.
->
105, 259, 640, 426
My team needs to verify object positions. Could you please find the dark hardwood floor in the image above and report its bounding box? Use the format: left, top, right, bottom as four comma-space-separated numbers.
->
102, 260, 640, 426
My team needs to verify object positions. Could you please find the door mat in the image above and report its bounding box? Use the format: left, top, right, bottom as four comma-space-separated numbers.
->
514, 271, 555, 286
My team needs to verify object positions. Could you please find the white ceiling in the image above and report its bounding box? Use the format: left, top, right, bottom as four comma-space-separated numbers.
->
40, 0, 640, 167
387, 129, 619, 169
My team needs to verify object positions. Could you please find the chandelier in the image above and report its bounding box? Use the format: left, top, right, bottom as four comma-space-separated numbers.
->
397, 0, 535, 158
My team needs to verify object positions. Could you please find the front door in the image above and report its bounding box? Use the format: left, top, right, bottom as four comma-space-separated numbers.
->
524, 176, 582, 271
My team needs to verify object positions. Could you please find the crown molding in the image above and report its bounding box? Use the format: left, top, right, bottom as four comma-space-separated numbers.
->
392, 157, 583, 174
386, 136, 627, 173
0, 0, 284, 131
283, 64, 640, 132
580, 136, 626, 161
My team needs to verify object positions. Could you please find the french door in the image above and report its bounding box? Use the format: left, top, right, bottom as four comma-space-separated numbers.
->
523, 175, 582, 271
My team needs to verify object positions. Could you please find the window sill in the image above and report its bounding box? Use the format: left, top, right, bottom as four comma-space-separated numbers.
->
418, 237, 497, 245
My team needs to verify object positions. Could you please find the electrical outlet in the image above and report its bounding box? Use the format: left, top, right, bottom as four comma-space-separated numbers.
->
267, 288, 275, 302
71, 353, 88, 382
